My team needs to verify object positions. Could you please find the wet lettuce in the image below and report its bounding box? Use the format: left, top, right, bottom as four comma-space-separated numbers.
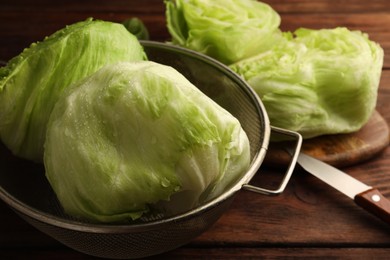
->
165, 0, 282, 64
44, 61, 250, 222
231, 28, 383, 138
0, 18, 145, 162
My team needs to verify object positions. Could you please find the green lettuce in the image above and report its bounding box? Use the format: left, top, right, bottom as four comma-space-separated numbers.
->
0, 18, 146, 162
44, 61, 250, 223
231, 28, 384, 138
165, 0, 282, 64
122, 17, 150, 40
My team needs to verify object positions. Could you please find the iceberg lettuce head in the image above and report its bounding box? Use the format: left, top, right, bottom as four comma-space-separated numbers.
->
165, 0, 282, 64
231, 28, 384, 138
44, 61, 250, 223
0, 18, 146, 162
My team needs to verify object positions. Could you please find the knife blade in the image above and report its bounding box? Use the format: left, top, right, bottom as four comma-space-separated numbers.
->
295, 152, 390, 225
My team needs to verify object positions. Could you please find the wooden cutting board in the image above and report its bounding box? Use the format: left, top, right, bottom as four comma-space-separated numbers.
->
264, 110, 389, 168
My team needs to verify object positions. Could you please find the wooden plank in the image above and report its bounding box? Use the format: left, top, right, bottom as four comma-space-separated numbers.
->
2, 0, 390, 13
2, 246, 390, 259
377, 70, 390, 123
265, 111, 389, 168
157, 247, 390, 259
266, 0, 390, 13
0, 0, 166, 13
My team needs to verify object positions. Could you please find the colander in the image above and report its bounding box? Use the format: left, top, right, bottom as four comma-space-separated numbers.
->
0, 40, 302, 259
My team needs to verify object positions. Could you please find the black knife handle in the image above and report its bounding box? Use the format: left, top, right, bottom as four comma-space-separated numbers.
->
355, 188, 390, 224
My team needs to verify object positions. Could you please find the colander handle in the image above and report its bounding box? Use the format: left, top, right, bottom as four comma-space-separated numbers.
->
243, 126, 302, 196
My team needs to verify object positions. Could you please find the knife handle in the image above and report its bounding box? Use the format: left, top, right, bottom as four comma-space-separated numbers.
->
355, 188, 390, 224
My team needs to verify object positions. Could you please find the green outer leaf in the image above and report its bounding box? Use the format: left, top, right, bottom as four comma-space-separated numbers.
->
44, 61, 250, 223
0, 18, 146, 162
165, 0, 281, 64
231, 28, 384, 138
122, 17, 150, 40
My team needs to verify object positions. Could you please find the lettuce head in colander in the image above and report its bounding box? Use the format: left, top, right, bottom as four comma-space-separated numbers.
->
44, 61, 250, 223
0, 18, 146, 162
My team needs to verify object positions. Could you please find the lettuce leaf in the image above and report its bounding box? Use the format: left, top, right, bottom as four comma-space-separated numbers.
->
44, 61, 250, 222
165, 0, 282, 64
0, 18, 146, 162
231, 28, 384, 138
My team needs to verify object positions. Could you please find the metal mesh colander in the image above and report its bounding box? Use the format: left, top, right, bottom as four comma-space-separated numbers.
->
0, 41, 301, 259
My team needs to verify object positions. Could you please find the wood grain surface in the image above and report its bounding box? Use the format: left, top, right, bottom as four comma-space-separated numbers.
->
1, 0, 390, 259
265, 110, 390, 168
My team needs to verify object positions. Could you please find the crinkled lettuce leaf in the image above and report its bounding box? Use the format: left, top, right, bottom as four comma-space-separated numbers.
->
231, 28, 384, 138
165, 0, 282, 64
0, 18, 146, 162
44, 61, 250, 223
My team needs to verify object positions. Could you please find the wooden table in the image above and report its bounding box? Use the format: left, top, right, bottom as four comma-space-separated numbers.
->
1, 0, 390, 258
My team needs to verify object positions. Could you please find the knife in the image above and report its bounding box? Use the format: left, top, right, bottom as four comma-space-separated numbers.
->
294, 152, 390, 225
